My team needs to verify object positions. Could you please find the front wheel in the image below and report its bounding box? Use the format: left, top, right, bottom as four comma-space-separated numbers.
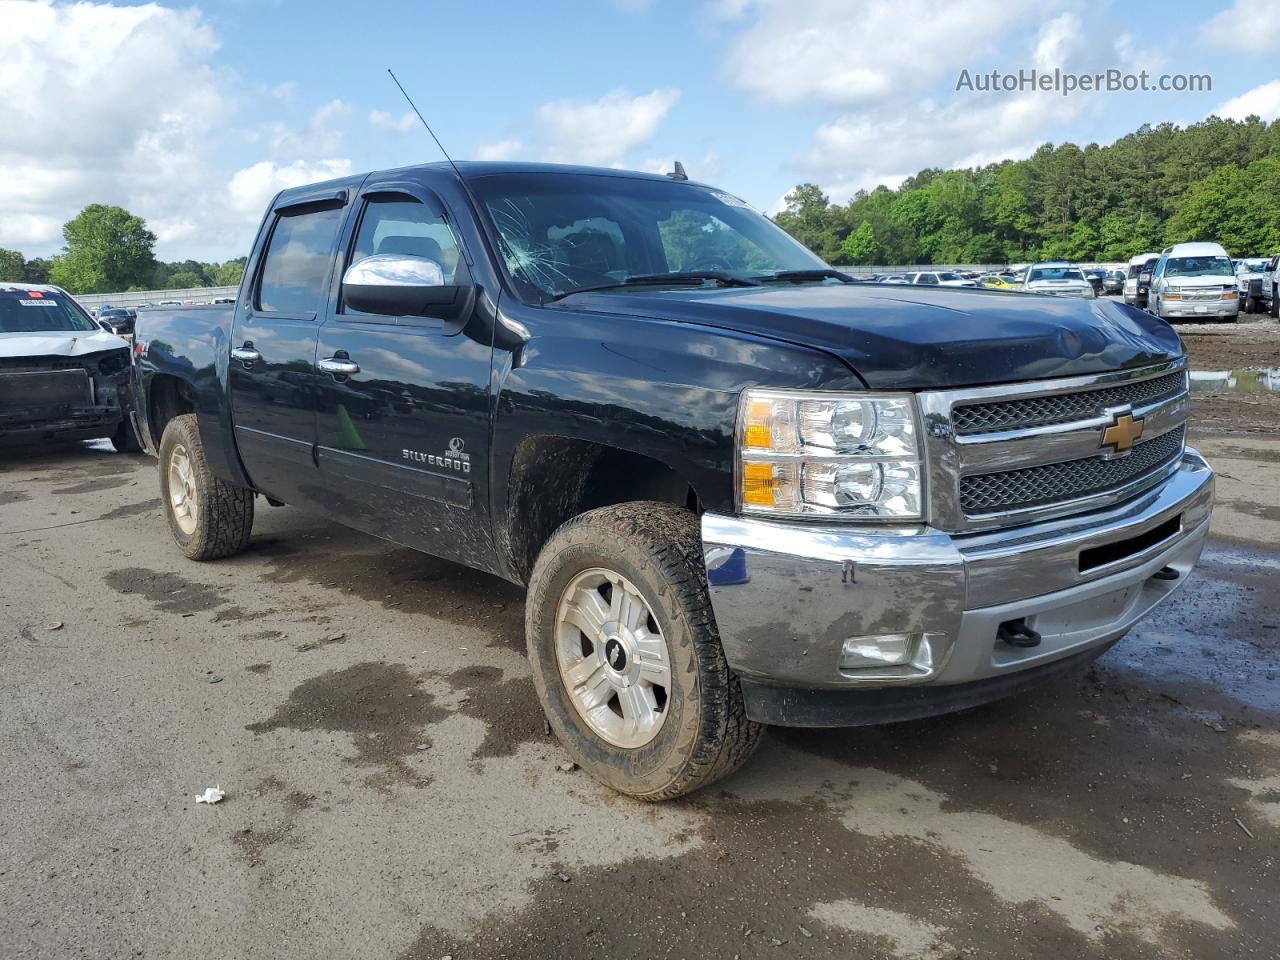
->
1271, 286, 1279, 319
526, 502, 763, 800
158, 414, 254, 560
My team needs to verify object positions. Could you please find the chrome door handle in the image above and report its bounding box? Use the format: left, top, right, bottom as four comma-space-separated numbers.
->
318, 357, 360, 376
231, 346, 261, 363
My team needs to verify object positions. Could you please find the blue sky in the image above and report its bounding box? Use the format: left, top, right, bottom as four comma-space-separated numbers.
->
1, 0, 1277, 261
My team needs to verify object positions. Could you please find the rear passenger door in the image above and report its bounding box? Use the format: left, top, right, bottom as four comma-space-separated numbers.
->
311, 179, 497, 568
228, 186, 353, 506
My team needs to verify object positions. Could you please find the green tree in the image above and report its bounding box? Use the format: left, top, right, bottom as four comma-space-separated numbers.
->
212, 257, 247, 287
48, 204, 157, 293
0, 248, 23, 281
838, 221, 878, 264
22, 257, 51, 284
166, 270, 204, 290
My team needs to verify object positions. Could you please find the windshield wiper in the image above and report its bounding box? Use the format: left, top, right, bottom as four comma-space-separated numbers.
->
547, 271, 762, 302
758, 268, 857, 284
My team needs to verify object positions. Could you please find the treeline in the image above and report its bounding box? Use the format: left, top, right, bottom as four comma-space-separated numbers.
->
774, 116, 1280, 265
0, 204, 245, 293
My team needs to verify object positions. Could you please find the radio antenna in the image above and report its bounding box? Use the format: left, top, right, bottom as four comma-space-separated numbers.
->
388, 68, 467, 183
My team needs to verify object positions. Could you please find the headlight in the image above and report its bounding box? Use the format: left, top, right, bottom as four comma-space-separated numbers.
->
737, 389, 923, 519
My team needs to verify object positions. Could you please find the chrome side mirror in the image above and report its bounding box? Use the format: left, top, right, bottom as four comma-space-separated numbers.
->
341, 253, 474, 322
343, 253, 445, 288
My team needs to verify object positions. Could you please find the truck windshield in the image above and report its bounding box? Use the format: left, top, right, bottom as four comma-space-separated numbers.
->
1028, 267, 1084, 282
1166, 256, 1233, 278
469, 172, 828, 300
1239, 259, 1270, 273
0, 291, 98, 334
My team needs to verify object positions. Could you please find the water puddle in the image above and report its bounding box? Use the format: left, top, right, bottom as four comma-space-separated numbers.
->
1110, 542, 1280, 714
1189, 368, 1280, 396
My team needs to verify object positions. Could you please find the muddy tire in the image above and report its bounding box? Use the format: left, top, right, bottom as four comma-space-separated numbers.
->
158, 414, 254, 561
526, 502, 763, 801
109, 417, 141, 453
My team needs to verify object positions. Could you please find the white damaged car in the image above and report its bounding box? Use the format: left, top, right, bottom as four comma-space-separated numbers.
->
0, 283, 140, 451
1019, 261, 1096, 299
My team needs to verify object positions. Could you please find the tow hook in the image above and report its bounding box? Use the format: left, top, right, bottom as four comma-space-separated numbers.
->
998, 618, 1042, 649
1151, 566, 1180, 581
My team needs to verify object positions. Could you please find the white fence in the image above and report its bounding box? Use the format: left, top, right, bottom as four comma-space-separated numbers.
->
74, 286, 240, 310
837, 263, 1127, 276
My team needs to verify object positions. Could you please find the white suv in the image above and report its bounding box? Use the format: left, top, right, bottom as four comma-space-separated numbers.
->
1148, 242, 1239, 322
903, 271, 978, 287
1020, 261, 1096, 299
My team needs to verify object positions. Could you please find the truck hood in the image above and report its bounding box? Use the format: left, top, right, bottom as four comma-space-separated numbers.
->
562, 284, 1182, 389
0, 329, 129, 359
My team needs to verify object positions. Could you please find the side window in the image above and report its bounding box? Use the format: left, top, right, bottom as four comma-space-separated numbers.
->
919, 273, 939, 285
347, 196, 463, 288
257, 204, 344, 314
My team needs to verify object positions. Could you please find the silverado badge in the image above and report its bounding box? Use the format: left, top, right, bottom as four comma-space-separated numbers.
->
1100, 409, 1144, 455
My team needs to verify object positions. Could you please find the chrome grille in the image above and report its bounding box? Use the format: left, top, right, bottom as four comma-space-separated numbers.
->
920, 361, 1191, 532
952, 371, 1186, 435
959, 426, 1185, 516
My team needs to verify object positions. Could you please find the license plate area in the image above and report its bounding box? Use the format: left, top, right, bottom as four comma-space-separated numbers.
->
0, 369, 92, 410
1078, 514, 1181, 573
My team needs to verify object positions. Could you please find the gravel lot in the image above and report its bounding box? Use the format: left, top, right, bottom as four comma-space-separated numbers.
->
2, 328, 1278, 959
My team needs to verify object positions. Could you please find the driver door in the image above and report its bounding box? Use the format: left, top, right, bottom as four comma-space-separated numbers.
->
312, 180, 496, 567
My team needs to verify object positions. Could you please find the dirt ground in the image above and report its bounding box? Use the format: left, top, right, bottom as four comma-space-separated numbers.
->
2, 344, 1278, 959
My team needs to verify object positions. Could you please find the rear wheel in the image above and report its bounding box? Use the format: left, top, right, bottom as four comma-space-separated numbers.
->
526, 502, 763, 800
158, 414, 254, 560
1271, 286, 1279, 319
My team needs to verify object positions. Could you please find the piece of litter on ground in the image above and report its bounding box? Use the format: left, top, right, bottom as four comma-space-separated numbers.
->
48, 622, 63, 631
1234, 817, 1255, 839
194, 786, 225, 804
553, 871, 571, 882
207, 676, 223, 684
558, 761, 577, 773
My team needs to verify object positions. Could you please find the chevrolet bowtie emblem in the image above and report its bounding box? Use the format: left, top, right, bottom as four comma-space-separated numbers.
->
1101, 411, 1145, 454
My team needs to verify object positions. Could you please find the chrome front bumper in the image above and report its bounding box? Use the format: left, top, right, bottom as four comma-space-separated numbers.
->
702, 450, 1213, 714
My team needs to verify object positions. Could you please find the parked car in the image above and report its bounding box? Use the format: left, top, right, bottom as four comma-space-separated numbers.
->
1020, 262, 1096, 299
131, 160, 1212, 800
977, 274, 1018, 290
1, 283, 139, 451
1264, 254, 1280, 318
903, 271, 979, 287
1148, 242, 1239, 322
1102, 269, 1125, 295
1235, 257, 1272, 315
1123, 253, 1160, 309
96, 307, 137, 338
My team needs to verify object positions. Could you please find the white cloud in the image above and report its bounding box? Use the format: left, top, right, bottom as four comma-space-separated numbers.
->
265, 99, 350, 155
474, 137, 525, 161
790, 13, 1153, 202
721, 0, 1039, 104
369, 109, 419, 134
1205, 0, 1280, 52
227, 159, 353, 219
1212, 80, 1280, 122
0, 0, 234, 255
536, 89, 680, 166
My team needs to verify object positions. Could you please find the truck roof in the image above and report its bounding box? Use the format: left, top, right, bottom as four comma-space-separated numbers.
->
0, 282, 66, 295
273, 160, 712, 207
1128, 252, 1160, 265
1163, 241, 1228, 257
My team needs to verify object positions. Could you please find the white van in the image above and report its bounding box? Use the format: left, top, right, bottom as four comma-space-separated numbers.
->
1147, 242, 1239, 322
1122, 252, 1160, 308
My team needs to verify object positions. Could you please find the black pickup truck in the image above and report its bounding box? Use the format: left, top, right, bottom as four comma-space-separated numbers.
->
132, 161, 1214, 799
